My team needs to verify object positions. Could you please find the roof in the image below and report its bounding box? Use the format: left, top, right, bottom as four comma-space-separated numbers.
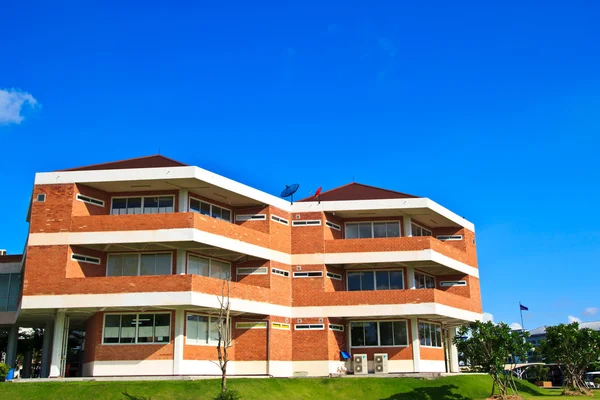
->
528, 326, 548, 336
61, 155, 187, 172
0, 255, 23, 263
528, 321, 600, 336
298, 182, 418, 202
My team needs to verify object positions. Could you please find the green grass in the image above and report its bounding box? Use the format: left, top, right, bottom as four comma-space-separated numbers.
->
0, 375, 597, 399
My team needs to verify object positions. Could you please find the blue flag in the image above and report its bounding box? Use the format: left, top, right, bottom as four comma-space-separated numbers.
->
520, 304, 529, 311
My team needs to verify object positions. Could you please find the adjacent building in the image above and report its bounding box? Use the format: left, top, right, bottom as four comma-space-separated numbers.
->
0, 155, 481, 377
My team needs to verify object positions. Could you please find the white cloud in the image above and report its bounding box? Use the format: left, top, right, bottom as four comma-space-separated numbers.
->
583, 307, 598, 316
568, 315, 582, 323
482, 312, 494, 323
510, 323, 523, 330
0, 88, 38, 125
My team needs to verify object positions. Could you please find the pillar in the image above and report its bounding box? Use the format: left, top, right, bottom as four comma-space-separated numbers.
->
178, 189, 189, 213
41, 321, 54, 378
176, 249, 187, 275
403, 216, 412, 237
447, 327, 460, 373
173, 309, 185, 375
22, 348, 33, 378
6, 325, 18, 369
407, 266, 416, 290
410, 317, 421, 372
49, 311, 66, 378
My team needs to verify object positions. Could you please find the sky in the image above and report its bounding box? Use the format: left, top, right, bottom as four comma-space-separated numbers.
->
1, 1, 599, 330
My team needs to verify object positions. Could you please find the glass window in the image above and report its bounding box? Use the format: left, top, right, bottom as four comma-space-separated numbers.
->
347, 272, 361, 291
111, 198, 127, 215
103, 313, 170, 344
136, 315, 154, 343
364, 322, 378, 346
108, 254, 171, 277
393, 321, 408, 346
127, 197, 142, 215
188, 255, 209, 276
154, 314, 171, 343
346, 221, 401, 239
158, 196, 174, 213
107, 255, 123, 276
376, 271, 390, 290
122, 254, 139, 276
140, 254, 155, 276
348, 270, 403, 291
379, 321, 394, 346
390, 271, 403, 289
350, 320, 408, 347
119, 314, 137, 344
361, 271, 374, 290
387, 222, 400, 237
104, 315, 121, 344
143, 197, 159, 214
351, 322, 365, 347
419, 322, 442, 348
415, 272, 435, 289
0, 275, 9, 298
190, 198, 231, 222
358, 223, 372, 239
221, 209, 231, 222
155, 253, 172, 275
210, 260, 230, 280
200, 202, 211, 216
186, 314, 224, 345
412, 223, 432, 237
373, 222, 387, 238
346, 223, 359, 239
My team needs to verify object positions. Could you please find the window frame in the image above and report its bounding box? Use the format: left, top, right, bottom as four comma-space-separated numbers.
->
101, 312, 172, 345
414, 270, 436, 289
325, 221, 341, 231
326, 271, 342, 281
185, 312, 230, 346
271, 268, 290, 277
110, 195, 175, 215
294, 324, 325, 330
236, 267, 268, 276
186, 253, 231, 280
344, 220, 401, 239
76, 193, 105, 207
439, 280, 467, 287
329, 324, 345, 332
71, 253, 101, 265
349, 319, 409, 348
418, 321, 443, 348
293, 271, 323, 278
235, 214, 267, 221
36, 193, 46, 202
270, 214, 289, 226
235, 321, 267, 329
106, 252, 173, 277
271, 322, 291, 330
0, 273, 21, 312
292, 220, 322, 227
346, 269, 404, 291
188, 196, 232, 223
436, 235, 463, 241
411, 222, 432, 237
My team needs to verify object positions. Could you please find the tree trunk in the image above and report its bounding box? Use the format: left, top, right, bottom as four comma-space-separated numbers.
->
221, 366, 227, 392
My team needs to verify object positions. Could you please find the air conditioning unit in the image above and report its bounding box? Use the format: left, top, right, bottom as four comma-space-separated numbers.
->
353, 354, 368, 375
374, 353, 388, 374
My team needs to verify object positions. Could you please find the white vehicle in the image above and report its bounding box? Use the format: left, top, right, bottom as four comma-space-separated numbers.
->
584, 371, 600, 389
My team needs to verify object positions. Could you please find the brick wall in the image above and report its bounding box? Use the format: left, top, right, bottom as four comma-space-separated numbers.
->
292, 318, 329, 361
30, 184, 74, 233
234, 206, 270, 234
291, 212, 325, 254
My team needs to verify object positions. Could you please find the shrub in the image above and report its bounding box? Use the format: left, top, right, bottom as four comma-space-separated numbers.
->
0, 363, 10, 380
214, 389, 241, 400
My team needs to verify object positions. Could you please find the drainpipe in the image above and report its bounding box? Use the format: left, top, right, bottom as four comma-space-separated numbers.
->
266, 318, 271, 377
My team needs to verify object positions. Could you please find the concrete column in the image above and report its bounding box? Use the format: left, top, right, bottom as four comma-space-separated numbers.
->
41, 321, 54, 378
176, 249, 187, 275
173, 309, 185, 375
178, 189, 189, 213
22, 348, 33, 378
447, 327, 460, 373
403, 216, 412, 237
407, 266, 416, 289
49, 311, 66, 378
6, 325, 18, 369
410, 317, 421, 372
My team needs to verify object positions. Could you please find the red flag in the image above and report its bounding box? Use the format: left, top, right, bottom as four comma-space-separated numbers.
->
314, 187, 322, 197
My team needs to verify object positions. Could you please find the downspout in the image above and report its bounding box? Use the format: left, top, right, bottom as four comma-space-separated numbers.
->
266, 318, 271, 377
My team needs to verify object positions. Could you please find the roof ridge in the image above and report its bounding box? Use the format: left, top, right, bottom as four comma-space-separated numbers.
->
60, 154, 187, 172
299, 182, 417, 202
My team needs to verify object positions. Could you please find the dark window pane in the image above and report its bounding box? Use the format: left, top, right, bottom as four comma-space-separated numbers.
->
122, 255, 139, 276
143, 197, 159, 214
389, 271, 404, 289
140, 254, 155, 276
351, 322, 364, 347
104, 315, 121, 344
137, 315, 154, 343
158, 197, 174, 213
393, 321, 408, 346
347, 272, 361, 291
387, 222, 400, 237
373, 223, 386, 238
376, 271, 390, 290
359, 223, 372, 239
364, 322, 378, 346
361, 272, 375, 291
127, 198, 142, 215
200, 202, 211, 216
155, 314, 171, 343
190, 199, 201, 212
119, 314, 137, 343
212, 205, 222, 219
112, 198, 127, 214
221, 209, 231, 222
346, 224, 359, 239
379, 322, 394, 346
155, 254, 172, 275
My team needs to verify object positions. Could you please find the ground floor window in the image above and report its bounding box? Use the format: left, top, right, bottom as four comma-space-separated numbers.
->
186, 314, 229, 345
103, 313, 171, 344
350, 320, 408, 347
419, 321, 442, 348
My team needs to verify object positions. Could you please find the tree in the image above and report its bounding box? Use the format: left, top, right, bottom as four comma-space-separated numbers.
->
454, 321, 532, 399
215, 279, 234, 393
538, 322, 600, 395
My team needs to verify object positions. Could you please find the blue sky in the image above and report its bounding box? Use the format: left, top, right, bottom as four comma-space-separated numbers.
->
1, 1, 599, 330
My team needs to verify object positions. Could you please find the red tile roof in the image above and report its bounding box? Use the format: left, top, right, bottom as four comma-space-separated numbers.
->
299, 182, 418, 202
61, 155, 187, 171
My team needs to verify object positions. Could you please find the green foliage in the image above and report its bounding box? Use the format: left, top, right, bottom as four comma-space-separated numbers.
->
527, 364, 549, 382
0, 363, 9, 379
454, 321, 532, 399
539, 322, 600, 395
214, 389, 241, 400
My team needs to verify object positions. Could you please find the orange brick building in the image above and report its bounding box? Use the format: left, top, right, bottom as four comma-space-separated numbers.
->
0, 155, 481, 377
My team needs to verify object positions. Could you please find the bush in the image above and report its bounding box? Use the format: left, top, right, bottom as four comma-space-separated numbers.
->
0, 363, 10, 381
528, 365, 550, 382
214, 389, 241, 400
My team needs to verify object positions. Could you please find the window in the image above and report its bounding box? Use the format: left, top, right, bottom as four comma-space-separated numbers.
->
347, 270, 403, 291
71, 253, 101, 265
419, 322, 442, 348
237, 267, 268, 275
103, 313, 170, 344
295, 324, 325, 330
236, 321, 267, 329
189, 197, 231, 222
415, 272, 435, 289
293, 271, 323, 278
271, 215, 289, 225
188, 254, 230, 280
325, 221, 341, 231
36, 193, 46, 202
76, 194, 105, 207
235, 214, 266, 221
411, 223, 432, 237
345, 222, 400, 239
327, 272, 342, 280
292, 220, 322, 226
111, 196, 174, 215
350, 321, 408, 347
107, 253, 172, 276
272, 322, 291, 330
440, 280, 467, 287
436, 235, 463, 241
186, 314, 227, 345
271, 268, 290, 277
0, 273, 21, 312
329, 324, 344, 332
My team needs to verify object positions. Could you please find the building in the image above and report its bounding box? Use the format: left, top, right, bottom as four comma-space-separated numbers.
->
0, 155, 481, 378
526, 322, 600, 363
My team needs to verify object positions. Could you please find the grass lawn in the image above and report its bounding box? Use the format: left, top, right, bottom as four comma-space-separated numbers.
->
0, 375, 597, 400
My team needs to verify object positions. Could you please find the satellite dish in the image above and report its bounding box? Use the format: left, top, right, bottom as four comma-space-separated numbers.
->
281, 184, 300, 204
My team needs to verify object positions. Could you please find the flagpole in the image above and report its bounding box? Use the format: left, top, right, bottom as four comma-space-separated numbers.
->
520, 302, 525, 331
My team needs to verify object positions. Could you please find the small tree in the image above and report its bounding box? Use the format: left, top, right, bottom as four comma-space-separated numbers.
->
215, 279, 234, 393
454, 321, 532, 399
539, 322, 600, 395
